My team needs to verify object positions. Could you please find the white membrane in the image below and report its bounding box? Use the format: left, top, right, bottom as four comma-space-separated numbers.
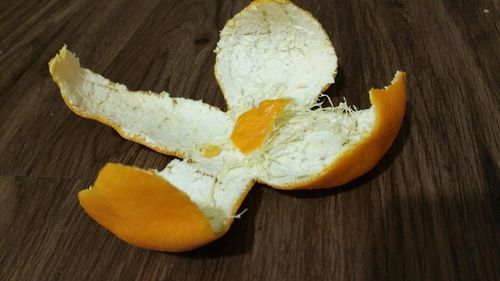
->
215, 0, 338, 113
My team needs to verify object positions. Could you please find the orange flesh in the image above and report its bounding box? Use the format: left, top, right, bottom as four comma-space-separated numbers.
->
78, 163, 218, 252
231, 99, 291, 154
200, 145, 222, 158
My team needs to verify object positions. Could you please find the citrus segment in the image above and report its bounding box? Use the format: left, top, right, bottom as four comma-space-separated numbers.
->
231, 99, 290, 154
78, 163, 218, 252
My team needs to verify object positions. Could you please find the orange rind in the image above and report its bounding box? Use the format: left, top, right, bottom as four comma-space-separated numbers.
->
49, 0, 407, 252
79, 164, 219, 252
272, 72, 407, 189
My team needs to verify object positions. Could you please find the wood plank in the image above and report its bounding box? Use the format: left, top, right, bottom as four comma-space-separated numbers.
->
0, 0, 498, 280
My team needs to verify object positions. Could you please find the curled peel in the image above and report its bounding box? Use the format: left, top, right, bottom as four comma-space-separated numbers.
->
50, 0, 407, 252
79, 164, 219, 252
279, 72, 407, 189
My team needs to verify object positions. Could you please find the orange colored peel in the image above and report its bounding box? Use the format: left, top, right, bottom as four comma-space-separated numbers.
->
231, 99, 291, 154
49, 0, 408, 253
283, 71, 407, 189
78, 163, 219, 252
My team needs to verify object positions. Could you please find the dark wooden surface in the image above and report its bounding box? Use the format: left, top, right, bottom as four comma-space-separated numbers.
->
0, 0, 499, 280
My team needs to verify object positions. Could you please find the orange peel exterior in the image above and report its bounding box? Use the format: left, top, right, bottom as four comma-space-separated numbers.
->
78, 163, 219, 252
281, 71, 407, 189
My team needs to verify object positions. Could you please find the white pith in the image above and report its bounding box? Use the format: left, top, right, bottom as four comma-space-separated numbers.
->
215, 0, 338, 113
51, 49, 233, 159
257, 104, 375, 186
49, 0, 376, 233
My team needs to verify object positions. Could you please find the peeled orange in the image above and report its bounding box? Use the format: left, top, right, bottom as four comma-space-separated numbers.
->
49, 0, 407, 251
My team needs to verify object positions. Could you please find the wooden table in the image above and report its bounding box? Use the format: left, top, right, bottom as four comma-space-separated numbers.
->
1, 0, 498, 280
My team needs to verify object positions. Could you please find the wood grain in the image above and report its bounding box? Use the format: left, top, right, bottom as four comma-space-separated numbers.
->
0, 0, 498, 280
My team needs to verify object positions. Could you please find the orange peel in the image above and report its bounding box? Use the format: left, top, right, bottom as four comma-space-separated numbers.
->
79, 164, 219, 251
49, 0, 407, 252
274, 72, 407, 189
